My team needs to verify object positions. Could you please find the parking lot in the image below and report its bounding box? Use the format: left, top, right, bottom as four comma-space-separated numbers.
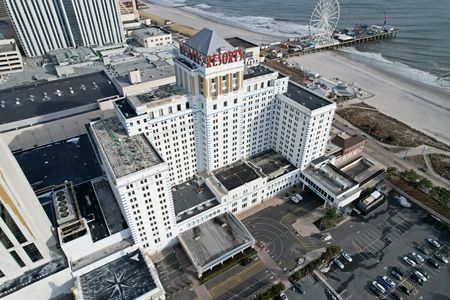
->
243, 189, 324, 273
153, 246, 196, 300
284, 193, 450, 300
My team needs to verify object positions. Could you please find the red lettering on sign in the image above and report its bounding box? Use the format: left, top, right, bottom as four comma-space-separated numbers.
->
229, 50, 236, 63
206, 55, 214, 67
222, 52, 229, 64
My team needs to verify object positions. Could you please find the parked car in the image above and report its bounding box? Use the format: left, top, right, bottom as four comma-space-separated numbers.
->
341, 251, 352, 262
427, 257, 440, 268
291, 195, 300, 204
372, 281, 386, 293
240, 257, 252, 266
427, 238, 441, 248
415, 268, 430, 279
368, 285, 380, 297
378, 278, 390, 290
435, 253, 448, 264
392, 266, 404, 277
400, 284, 412, 295
410, 273, 424, 285
293, 282, 305, 294
391, 269, 402, 280
410, 252, 424, 263
414, 270, 427, 282
403, 256, 416, 267
321, 233, 333, 241
382, 276, 396, 287
416, 245, 430, 256
334, 259, 344, 269
294, 193, 303, 201
279, 292, 288, 300
391, 291, 403, 300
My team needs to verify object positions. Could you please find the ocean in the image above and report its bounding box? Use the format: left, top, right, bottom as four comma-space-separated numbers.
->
152, 0, 450, 91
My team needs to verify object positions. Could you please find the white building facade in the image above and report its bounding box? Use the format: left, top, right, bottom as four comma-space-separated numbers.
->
91, 28, 336, 253
5, 0, 124, 57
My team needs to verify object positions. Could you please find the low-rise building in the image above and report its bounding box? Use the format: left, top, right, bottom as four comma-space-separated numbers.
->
132, 26, 172, 48
330, 132, 366, 166
0, 38, 23, 76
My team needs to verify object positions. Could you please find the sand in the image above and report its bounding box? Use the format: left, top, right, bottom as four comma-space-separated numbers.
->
288, 52, 450, 145
141, 2, 281, 44
142, 2, 450, 146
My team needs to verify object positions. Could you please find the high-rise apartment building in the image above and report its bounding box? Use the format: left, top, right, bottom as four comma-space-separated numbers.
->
0, 138, 55, 284
5, 0, 124, 57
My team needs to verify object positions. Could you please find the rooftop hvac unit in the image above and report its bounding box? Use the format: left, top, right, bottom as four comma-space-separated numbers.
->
52, 184, 77, 226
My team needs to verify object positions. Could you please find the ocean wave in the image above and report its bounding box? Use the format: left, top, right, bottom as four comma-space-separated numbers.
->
182, 6, 308, 37
340, 47, 450, 91
151, 0, 186, 6
195, 4, 211, 9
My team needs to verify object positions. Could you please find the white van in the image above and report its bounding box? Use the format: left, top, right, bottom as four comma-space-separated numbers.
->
295, 194, 303, 201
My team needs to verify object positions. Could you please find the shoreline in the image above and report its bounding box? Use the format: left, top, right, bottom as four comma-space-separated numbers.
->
143, 2, 282, 44
142, 1, 450, 146
288, 51, 450, 145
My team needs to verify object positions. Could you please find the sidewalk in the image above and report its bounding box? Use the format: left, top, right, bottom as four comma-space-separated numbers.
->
292, 207, 326, 237
236, 196, 284, 220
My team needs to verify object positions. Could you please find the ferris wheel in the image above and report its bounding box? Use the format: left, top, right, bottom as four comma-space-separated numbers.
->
309, 0, 341, 42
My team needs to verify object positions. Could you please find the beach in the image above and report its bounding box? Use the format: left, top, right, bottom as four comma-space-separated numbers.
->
288, 52, 450, 145
143, 2, 450, 146
141, 2, 281, 44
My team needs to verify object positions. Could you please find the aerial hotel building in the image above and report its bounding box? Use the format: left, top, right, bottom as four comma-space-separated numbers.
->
90, 28, 336, 253
4, 0, 124, 57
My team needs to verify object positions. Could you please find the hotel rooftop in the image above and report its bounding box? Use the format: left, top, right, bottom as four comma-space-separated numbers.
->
91, 117, 163, 178
285, 82, 333, 110
0, 71, 119, 127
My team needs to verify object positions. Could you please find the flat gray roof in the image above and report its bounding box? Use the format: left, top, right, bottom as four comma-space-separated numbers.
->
0, 71, 119, 125
213, 161, 260, 191
285, 82, 333, 110
91, 118, 163, 178
249, 150, 297, 180
172, 178, 220, 222
134, 84, 185, 105
79, 250, 156, 300
112, 58, 175, 87
304, 164, 358, 195
244, 65, 274, 80
225, 37, 258, 49
178, 213, 254, 272
133, 26, 170, 39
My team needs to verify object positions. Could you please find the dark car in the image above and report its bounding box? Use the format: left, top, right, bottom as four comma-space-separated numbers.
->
294, 283, 305, 294
392, 266, 404, 276
368, 285, 380, 297
416, 245, 430, 256
377, 278, 390, 290
240, 257, 252, 266
400, 285, 411, 295
427, 257, 440, 269
410, 273, 424, 286
391, 269, 402, 280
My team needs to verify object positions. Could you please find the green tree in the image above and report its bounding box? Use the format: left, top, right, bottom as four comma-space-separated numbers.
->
385, 167, 398, 178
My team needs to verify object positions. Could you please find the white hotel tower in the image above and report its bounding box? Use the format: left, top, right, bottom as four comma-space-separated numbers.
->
90, 29, 336, 253
5, 0, 124, 57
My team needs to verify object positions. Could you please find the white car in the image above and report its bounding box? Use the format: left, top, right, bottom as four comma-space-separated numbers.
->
435, 253, 448, 264
321, 233, 333, 241
396, 196, 411, 208
372, 281, 386, 293
334, 259, 344, 269
382, 276, 396, 287
427, 238, 441, 248
291, 195, 300, 204
403, 256, 416, 267
341, 251, 352, 263
410, 252, 425, 263
279, 292, 288, 300
294, 193, 303, 201
414, 271, 427, 282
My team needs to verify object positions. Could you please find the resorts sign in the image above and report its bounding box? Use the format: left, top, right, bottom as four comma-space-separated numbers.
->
180, 43, 244, 68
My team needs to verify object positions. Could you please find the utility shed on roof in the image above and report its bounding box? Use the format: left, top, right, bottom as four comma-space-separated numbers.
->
178, 213, 255, 278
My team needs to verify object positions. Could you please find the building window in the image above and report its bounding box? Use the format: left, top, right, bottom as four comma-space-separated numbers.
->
0, 203, 27, 244
10, 250, 25, 267
23, 243, 43, 262
0, 228, 13, 249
